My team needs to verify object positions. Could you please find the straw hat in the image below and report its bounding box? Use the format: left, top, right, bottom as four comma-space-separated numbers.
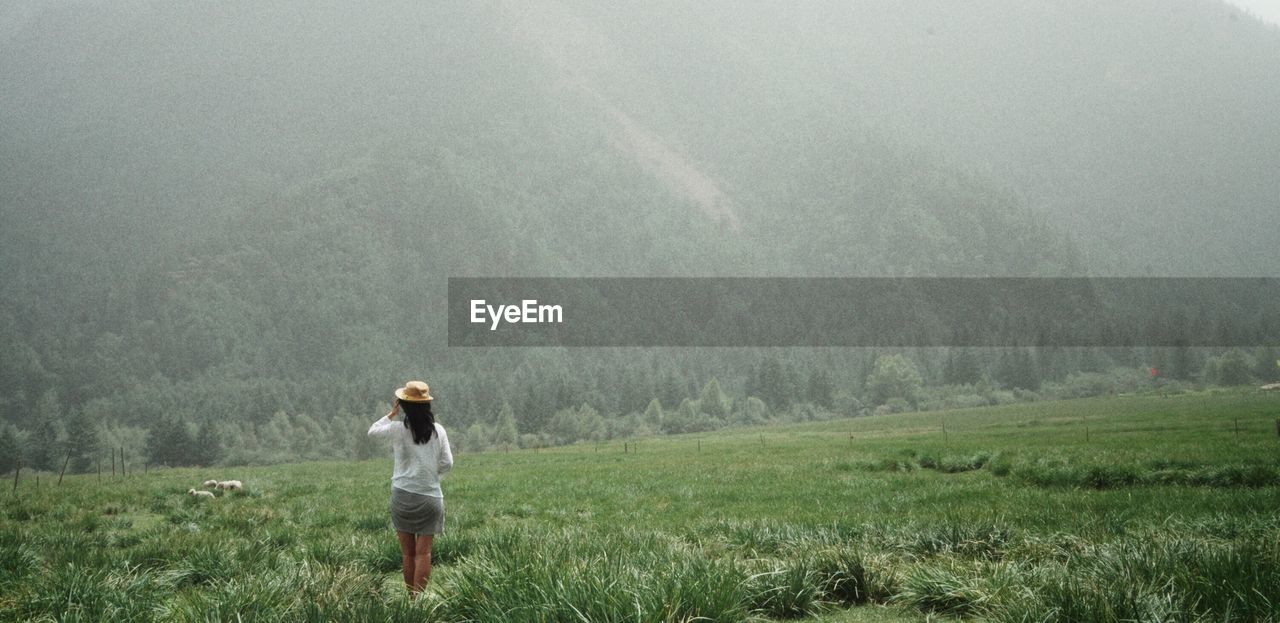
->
395, 381, 433, 402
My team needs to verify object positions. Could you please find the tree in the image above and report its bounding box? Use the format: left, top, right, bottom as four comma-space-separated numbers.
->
193, 421, 223, 466
547, 404, 605, 446
1204, 349, 1254, 386
494, 402, 518, 448
257, 411, 294, 459
1169, 340, 1196, 380
805, 369, 835, 409
148, 417, 196, 467
291, 412, 326, 460
943, 349, 983, 386
996, 349, 1040, 390
464, 423, 491, 452
351, 408, 384, 461
660, 399, 701, 434
0, 426, 19, 473
698, 377, 730, 419
578, 404, 606, 442
739, 396, 768, 425
34, 389, 62, 424
64, 408, 99, 473
28, 419, 63, 472
832, 391, 865, 418
866, 354, 923, 406
614, 369, 647, 416
642, 398, 663, 430
753, 357, 797, 412
656, 370, 686, 410
1255, 347, 1278, 383
28, 390, 65, 471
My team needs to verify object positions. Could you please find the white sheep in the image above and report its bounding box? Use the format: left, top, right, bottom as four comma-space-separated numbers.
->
202, 479, 219, 488
215, 480, 243, 491
187, 488, 216, 499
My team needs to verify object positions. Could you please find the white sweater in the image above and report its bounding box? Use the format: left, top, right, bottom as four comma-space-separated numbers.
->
367, 416, 453, 498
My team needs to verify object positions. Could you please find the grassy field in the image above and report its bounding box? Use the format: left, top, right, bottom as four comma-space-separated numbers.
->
3, 389, 1279, 622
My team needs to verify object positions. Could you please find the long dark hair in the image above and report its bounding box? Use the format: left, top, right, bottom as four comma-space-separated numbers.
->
400, 400, 436, 445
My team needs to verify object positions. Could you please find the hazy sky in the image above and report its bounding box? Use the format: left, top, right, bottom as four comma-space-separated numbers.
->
1228, 0, 1280, 26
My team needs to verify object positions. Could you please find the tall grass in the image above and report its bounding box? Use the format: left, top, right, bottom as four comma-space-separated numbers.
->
984, 537, 1280, 622
2, 390, 1278, 622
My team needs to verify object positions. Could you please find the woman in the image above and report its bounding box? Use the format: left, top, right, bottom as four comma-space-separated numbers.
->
368, 380, 453, 596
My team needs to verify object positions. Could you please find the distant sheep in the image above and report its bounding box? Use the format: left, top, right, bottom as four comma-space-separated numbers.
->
187, 489, 216, 499
202, 479, 219, 488
216, 480, 243, 491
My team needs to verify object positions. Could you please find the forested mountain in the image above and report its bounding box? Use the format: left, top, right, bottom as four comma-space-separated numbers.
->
1, 1, 1276, 468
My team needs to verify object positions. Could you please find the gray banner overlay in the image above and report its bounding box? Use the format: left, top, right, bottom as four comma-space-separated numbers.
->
448, 278, 1279, 347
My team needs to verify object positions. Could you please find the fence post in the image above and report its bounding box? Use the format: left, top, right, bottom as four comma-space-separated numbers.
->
121, 447, 125, 477
11, 457, 18, 494
1275, 418, 1279, 437
58, 451, 71, 485
942, 420, 948, 443
697, 439, 701, 453
97, 456, 101, 482
111, 447, 116, 477
1234, 419, 1239, 436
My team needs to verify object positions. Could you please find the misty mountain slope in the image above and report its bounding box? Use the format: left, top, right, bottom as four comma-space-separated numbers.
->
0, 0, 1264, 431
546, 0, 1280, 274
5, 1, 1276, 279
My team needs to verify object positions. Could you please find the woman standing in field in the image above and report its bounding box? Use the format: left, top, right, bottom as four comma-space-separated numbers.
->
368, 381, 453, 597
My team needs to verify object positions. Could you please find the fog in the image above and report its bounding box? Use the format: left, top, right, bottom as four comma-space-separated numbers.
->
1228, 0, 1280, 26
1, 1, 1277, 465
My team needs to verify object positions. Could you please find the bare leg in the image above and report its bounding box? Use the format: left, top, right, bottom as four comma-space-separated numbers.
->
396, 530, 416, 593
412, 534, 434, 593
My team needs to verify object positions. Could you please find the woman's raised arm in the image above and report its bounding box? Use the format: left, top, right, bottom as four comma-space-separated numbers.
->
368, 400, 401, 439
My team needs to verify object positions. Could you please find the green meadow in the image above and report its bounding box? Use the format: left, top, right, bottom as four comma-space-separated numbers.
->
3, 390, 1279, 622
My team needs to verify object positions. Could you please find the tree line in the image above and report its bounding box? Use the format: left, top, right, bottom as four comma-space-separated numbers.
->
2, 346, 1274, 475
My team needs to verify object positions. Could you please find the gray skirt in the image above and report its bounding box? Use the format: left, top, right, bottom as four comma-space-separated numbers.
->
389, 487, 445, 535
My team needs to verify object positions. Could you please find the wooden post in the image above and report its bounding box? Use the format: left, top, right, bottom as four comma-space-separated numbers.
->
942, 420, 948, 442
1234, 419, 1239, 436
121, 447, 125, 476
624, 442, 628, 454
697, 439, 701, 452
97, 456, 101, 482
1086, 426, 1090, 442
111, 447, 116, 477
58, 450, 71, 485
11, 457, 18, 494
1274, 418, 1279, 437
